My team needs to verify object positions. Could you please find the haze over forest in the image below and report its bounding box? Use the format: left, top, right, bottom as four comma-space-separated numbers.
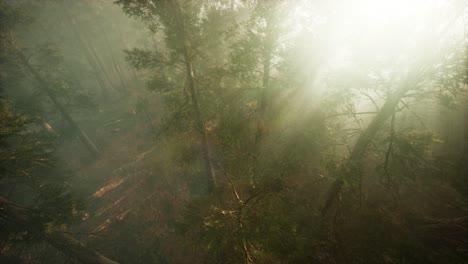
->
1, 0, 467, 263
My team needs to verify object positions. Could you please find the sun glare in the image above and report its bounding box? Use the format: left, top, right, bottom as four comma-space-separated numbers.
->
303, 0, 466, 69
284, 0, 465, 115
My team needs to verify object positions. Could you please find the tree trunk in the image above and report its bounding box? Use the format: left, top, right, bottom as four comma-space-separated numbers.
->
255, 26, 272, 144
103, 33, 129, 92
0, 197, 118, 264
63, 11, 111, 97
321, 8, 463, 241
114, 21, 141, 85
169, 0, 217, 190
321, 74, 418, 236
251, 12, 275, 188
12, 43, 101, 157
86, 38, 118, 92
81, 0, 130, 92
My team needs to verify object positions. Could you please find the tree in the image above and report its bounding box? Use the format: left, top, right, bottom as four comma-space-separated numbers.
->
0, 1, 100, 157
0, 3, 118, 263
117, 0, 220, 191
320, 4, 467, 251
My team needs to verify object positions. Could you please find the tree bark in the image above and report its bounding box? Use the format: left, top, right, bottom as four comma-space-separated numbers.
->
169, 0, 217, 190
12, 42, 101, 157
0, 197, 118, 264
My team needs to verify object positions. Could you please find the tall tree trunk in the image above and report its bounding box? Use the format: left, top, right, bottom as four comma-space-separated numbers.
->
46, 233, 118, 264
252, 13, 275, 187
80, 0, 129, 92
103, 33, 129, 92
62, 11, 111, 97
169, 0, 217, 190
320, 8, 462, 234
114, 21, 141, 85
321, 74, 418, 238
11, 42, 101, 157
86, 38, 118, 92
255, 28, 272, 144
62, 3, 120, 94
0, 197, 118, 264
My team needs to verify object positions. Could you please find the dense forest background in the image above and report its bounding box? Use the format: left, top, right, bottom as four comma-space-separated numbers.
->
1, 0, 467, 263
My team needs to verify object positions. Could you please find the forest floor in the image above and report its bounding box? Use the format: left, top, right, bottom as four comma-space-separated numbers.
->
56, 96, 192, 263
49, 94, 468, 263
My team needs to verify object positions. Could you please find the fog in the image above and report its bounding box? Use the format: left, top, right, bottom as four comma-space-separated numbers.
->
1, 0, 467, 263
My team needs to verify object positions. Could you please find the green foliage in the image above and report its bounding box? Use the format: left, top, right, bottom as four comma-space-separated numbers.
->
111, 0, 468, 263
0, 2, 31, 32
0, 99, 83, 243
0, 1, 84, 258
124, 48, 167, 70
376, 129, 436, 187
433, 48, 467, 109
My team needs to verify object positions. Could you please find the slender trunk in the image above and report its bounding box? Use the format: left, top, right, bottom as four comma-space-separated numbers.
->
169, 0, 217, 190
111, 55, 129, 92
86, 39, 118, 92
38, 21, 91, 103
114, 22, 140, 85
46, 233, 118, 264
252, 16, 274, 187
255, 10, 276, 144
12, 43, 100, 157
0, 197, 118, 264
63, 12, 110, 97
63, 3, 118, 93
255, 34, 272, 144
104, 33, 129, 92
